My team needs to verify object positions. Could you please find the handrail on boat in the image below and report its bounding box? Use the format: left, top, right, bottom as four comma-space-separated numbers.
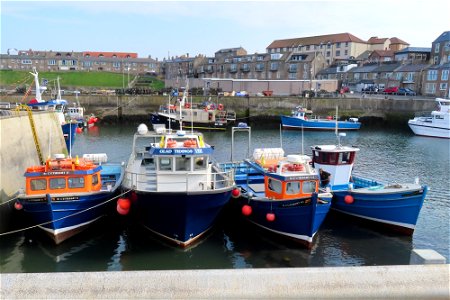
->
123, 168, 235, 192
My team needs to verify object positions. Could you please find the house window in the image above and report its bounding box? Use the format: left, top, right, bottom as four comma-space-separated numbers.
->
425, 83, 436, 93
326, 51, 330, 57
435, 43, 440, 53
48, 60, 56, 65
288, 73, 297, 79
335, 50, 340, 56
440, 83, 448, 90
336, 42, 341, 48
427, 70, 438, 81
289, 64, 297, 72
344, 50, 348, 56
441, 70, 449, 81
270, 62, 278, 70
21, 59, 32, 64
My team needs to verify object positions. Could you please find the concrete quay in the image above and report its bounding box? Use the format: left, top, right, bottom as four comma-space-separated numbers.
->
1, 264, 449, 299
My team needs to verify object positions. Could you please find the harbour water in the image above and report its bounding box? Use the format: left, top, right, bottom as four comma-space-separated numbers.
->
1, 122, 448, 273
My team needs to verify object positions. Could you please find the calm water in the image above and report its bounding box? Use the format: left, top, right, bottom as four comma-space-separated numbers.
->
1, 123, 449, 273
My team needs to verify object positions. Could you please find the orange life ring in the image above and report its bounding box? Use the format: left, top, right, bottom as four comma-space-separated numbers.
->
167, 139, 177, 148
218, 104, 224, 111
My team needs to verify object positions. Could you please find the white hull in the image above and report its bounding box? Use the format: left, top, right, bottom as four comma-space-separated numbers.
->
408, 121, 450, 139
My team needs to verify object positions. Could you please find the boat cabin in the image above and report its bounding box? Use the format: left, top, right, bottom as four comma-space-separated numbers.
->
250, 148, 320, 200
311, 145, 360, 190
24, 154, 104, 196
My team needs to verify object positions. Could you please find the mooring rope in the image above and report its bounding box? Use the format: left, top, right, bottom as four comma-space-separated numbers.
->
0, 189, 132, 237
0, 192, 21, 206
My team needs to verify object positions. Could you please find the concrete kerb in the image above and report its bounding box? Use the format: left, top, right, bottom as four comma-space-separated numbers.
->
1, 264, 449, 299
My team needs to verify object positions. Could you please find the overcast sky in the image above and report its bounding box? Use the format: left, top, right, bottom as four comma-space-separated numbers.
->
2, 0, 449, 60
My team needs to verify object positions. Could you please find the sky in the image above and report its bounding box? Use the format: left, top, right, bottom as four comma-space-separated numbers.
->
1, 0, 449, 61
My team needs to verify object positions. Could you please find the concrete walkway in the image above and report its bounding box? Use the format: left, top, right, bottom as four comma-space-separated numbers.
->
2, 264, 449, 299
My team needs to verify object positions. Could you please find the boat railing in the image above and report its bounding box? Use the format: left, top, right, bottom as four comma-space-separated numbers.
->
351, 175, 381, 189
123, 168, 235, 192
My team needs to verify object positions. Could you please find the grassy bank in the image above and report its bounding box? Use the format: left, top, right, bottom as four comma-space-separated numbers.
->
0, 70, 164, 90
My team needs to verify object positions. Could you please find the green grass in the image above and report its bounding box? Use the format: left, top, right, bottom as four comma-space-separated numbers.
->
0, 70, 164, 90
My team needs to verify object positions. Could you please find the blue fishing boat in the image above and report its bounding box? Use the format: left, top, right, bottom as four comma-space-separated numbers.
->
221, 125, 332, 248
15, 153, 125, 244
311, 135, 428, 235
121, 123, 235, 248
281, 106, 361, 130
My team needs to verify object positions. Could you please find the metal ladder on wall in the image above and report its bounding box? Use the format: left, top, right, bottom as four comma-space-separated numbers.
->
15, 104, 44, 165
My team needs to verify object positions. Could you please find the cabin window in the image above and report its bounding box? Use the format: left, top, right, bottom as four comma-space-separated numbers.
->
338, 152, 351, 164
68, 177, 85, 188
176, 156, 191, 171
50, 178, 66, 190
286, 181, 300, 195
194, 156, 207, 171
159, 157, 172, 171
30, 179, 47, 191
302, 181, 317, 193
268, 178, 282, 194
92, 174, 99, 185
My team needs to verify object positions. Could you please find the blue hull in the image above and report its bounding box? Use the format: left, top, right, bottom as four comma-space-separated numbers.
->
281, 115, 361, 130
235, 194, 331, 248
332, 186, 428, 234
134, 190, 232, 247
62, 123, 78, 151
21, 192, 117, 244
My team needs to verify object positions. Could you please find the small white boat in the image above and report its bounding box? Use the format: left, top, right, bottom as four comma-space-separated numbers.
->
408, 98, 450, 139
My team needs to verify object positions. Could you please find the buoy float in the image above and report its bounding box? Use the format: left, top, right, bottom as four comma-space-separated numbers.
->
344, 195, 354, 204
117, 198, 131, 210
266, 212, 275, 222
242, 204, 252, 216
14, 201, 23, 210
117, 204, 129, 215
231, 188, 241, 198
76, 127, 83, 134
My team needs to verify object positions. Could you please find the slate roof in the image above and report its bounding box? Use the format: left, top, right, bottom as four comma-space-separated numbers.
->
433, 31, 450, 43
267, 32, 366, 49
395, 64, 429, 72
367, 37, 388, 44
395, 47, 431, 54
347, 64, 379, 73
372, 63, 402, 72
389, 37, 409, 45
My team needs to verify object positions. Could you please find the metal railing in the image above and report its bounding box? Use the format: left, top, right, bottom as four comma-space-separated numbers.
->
123, 168, 235, 192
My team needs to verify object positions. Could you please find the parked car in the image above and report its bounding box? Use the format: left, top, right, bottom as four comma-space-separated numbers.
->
362, 86, 379, 94
382, 86, 399, 94
397, 88, 416, 96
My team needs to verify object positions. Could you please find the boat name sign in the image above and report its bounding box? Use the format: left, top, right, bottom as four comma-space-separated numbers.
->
152, 148, 213, 155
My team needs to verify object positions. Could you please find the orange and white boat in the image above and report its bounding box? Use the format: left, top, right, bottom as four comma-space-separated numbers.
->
15, 153, 124, 244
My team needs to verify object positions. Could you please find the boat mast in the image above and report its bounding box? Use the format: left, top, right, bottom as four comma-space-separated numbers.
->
29, 68, 42, 102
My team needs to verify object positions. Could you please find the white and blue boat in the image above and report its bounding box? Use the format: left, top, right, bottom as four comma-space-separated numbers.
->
311, 136, 428, 235
27, 69, 78, 151
16, 153, 124, 244
121, 123, 235, 248
221, 125, 332, 248
281, 106, 361, 130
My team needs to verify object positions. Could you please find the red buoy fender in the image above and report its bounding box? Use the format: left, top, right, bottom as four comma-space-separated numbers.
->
344, 195, 354, 204
242, 204, 252, 216
14, 201, 23, 210
231, 188, 241, 198
117, 203, 130, 215
266, 212, 275, 222
117, 198, 131, 210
